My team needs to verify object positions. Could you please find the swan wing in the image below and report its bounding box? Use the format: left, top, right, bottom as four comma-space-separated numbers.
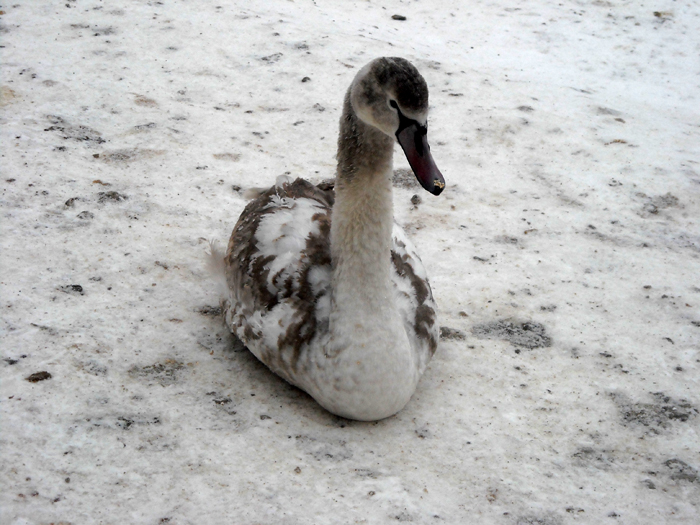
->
223, 179, 334, 384
390, 223, 439, 373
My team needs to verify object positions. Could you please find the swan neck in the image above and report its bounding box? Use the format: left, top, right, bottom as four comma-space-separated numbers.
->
331, 90, 396, 311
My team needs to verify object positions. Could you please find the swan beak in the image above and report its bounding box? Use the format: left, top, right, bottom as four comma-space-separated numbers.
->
396, 123, 445, 196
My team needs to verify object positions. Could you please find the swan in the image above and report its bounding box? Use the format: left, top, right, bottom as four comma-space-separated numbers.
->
218, 57, 445, 421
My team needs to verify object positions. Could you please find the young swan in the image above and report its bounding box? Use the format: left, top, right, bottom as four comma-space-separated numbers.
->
220, 57, 445, 421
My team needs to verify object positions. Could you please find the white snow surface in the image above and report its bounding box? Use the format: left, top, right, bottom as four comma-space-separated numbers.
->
1, 0, 699, 523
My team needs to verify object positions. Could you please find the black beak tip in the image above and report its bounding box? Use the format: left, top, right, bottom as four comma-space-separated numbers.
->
419, 175, 445, 196
430, 179, 445, 196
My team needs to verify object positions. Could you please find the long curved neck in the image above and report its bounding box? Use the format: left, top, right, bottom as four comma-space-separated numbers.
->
331, 90, 396, 327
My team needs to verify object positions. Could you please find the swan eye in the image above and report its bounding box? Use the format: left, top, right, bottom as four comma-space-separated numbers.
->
389, 100, 399, 110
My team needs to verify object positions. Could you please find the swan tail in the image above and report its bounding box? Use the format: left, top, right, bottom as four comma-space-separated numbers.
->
206, 239, 228, 297
243, 175, 294, 200
243, 187, 268, 200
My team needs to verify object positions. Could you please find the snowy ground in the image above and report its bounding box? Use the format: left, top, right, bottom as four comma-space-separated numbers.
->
2, 0, 699, 523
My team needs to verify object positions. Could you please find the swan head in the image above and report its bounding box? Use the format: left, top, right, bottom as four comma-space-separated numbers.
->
350, 57, 445, 196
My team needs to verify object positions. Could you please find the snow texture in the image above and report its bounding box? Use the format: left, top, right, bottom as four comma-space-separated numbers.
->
1, 0, 699, 523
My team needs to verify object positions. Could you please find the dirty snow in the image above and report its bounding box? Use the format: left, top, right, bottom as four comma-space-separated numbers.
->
1, 0, 699, 523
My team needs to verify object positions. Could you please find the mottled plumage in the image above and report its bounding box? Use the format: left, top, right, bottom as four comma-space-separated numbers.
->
223, 177, 438, 383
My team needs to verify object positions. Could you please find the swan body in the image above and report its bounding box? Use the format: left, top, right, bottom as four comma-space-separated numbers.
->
221, 57, 445, 421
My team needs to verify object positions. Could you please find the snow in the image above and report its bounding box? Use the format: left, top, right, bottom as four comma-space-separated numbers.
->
1, 0, 699, 523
